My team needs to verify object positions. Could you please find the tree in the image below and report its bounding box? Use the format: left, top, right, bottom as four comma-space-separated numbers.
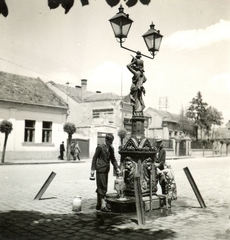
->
178, 107, 196, 137
205, 106, 223, 139
186, 91, 208, 140
63, 122, 76, 161
0, 120, 13, 163
1, 0, 152, 17
118, 129, 127, 148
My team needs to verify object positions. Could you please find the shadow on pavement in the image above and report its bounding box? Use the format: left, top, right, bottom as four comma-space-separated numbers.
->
0, 206, 178, 240
39, 197, 57, 200
0, 197, 206, 239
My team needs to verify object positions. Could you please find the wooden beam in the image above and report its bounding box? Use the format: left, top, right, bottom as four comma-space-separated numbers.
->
183, 167, 206, 208
34, 172, 56, 200
134, 174, 145, 225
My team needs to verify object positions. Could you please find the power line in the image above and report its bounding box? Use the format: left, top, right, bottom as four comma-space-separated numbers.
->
0, 57, 62, 82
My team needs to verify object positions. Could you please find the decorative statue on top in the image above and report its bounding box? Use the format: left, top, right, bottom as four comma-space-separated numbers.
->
127, 51, 147, 117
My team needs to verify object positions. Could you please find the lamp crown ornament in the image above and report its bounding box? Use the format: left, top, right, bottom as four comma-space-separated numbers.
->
109, 5, 163, 59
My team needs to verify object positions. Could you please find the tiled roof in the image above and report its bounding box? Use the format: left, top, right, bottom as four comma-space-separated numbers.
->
122, 94, 131, 103
0, 71, 68, 108
51, 82, 121, 102
144, 112, 151, 118
147, 107, 180, 123
216, 127, 230, 139
85, 92, 121, 102
49, 82, 83, 102
122, 96, 176, 119
226, 121, 230, 129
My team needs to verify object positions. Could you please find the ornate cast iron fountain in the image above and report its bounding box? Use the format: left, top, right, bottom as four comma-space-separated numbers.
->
106, 53, 159, 213
107, 6, 163, 213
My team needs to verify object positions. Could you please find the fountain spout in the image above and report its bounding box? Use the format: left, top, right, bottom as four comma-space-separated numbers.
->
114, 170, 126, 200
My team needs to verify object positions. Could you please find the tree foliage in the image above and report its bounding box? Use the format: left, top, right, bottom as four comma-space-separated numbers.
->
118, 129, 127, 147
0, 0, 8, 17
118, 129, 127, 139
0, 120, 13, 163
205, 106, 223, 138
206, 107, 223, 126
178, 107, 196, 138
63, 122, 76, 161
186, 91, 208, 139
0, 120, 13, 134
63, 122, 76, 136
186, 91, 223, 140
0, 0, 151, 17
48, 0, 75, 14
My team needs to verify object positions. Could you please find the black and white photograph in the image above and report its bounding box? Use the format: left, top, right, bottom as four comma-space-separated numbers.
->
0, 0, 229, 239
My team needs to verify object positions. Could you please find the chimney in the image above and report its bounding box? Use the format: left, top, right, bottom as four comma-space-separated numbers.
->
81, 79, 87, 100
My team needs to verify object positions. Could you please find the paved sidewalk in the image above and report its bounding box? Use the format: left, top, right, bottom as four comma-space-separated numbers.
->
0, 159, 83, 165
0, 155, 193, 165
0, 157, 229, 239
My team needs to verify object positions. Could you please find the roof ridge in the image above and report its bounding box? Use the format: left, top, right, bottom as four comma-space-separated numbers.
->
0, 71, 68, 108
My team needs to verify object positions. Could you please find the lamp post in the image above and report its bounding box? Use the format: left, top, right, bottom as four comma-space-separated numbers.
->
109, 5, 163, 59
106, 5, 163, 211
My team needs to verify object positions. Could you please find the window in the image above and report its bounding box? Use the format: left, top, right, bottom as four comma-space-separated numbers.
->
92, 108, 114, 118
42, 121, 52, 143
24, 120, 35, 142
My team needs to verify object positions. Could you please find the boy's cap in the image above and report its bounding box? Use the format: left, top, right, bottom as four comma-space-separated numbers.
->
105, 133, 114, 141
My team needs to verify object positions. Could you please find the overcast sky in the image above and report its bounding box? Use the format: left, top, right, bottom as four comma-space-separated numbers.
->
0, 0, 229, 125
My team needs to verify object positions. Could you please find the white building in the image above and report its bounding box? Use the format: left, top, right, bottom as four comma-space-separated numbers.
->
0, 71, 68, 161
145, 107, 191, 156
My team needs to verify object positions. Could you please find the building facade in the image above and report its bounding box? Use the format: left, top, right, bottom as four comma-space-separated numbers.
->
0, 71, 68, 161
47, 80, 125, 158
1, 70, 196, 161
145, 107, 191, 156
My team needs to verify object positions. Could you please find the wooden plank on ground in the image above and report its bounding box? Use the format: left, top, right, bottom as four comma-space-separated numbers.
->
34, 171, 56, 200
134, 174, 145, 225
183, 167, 206, 208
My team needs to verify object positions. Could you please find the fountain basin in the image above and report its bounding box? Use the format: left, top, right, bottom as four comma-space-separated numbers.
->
106, 193, 164, 213
106, 193, 136, 213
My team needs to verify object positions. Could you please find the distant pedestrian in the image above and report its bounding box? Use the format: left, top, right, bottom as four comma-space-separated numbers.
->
59, 141, 65, 160
90, 133, 121, 212
75, 142, 81, 161
70, 141, 76, 160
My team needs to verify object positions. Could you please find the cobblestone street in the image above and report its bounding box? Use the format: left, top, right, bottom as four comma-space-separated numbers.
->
0, 157, 229, 239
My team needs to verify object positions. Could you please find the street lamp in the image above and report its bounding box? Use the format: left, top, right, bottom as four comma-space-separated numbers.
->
109, 5, 133, 43
142, 22, 163, 58
106, 5, 163, 213
109, 5, 163, 59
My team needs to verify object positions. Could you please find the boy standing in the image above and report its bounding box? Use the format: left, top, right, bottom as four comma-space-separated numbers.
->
90, 133, 121, 212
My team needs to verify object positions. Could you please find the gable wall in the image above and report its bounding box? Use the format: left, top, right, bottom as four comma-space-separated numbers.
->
0, 101, 67, 160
